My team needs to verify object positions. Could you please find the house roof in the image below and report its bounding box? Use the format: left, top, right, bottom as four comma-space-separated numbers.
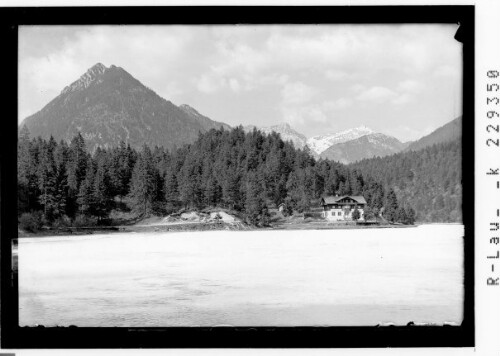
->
321, 195, 367, 205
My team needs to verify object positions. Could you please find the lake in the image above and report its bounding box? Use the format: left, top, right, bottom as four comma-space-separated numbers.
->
18, 224, 464, 327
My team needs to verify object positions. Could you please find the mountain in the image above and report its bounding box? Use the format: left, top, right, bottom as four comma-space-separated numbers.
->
405, 116, 462, 152
320, 133, 408, 164
306, 126, 374, 155
243, 123, 307, 149
20, 63, 230, 151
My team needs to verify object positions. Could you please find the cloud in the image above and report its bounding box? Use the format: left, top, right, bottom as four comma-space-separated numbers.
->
281, 82, 317, 105
323, 98, 353, 111
357, 86, 397, 102
281, 106, 328, 126
228, 78, 241, 92
350, 84, 366, 92
325, 69, 348, 81
433, 65, 460, 78
391, 93, 414, 105
279, 81, 328, 125
398, 80, 424, 94
196, 74, 223, 94
354, 81, 424, 106
167, 83, 185, 99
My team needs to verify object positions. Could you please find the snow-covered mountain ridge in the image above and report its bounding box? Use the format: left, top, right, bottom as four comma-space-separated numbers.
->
306, 126, 375, 155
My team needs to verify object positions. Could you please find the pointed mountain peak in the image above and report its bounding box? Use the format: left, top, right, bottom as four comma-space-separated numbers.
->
88, 62, 107, 74
61, 63, 109, 95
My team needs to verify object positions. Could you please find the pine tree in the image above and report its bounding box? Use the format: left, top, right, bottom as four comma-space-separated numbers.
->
384, 189, 399, 222
164, 169, 179, 204
128, 146, 158, 216
222, 169, 241, 210
92, 162, 113, 221
18, 126, 36, 213
66, 133, 88, 217
112, 141, 136, 200
36, 137, 59, 222
77, 160, 96, 216
405, 206, 416, 225
245, 171, 267, 225
204, 174, 221, 207
352, 207, 361, 221
362, 206, 375, 221
67, 133, 88, 192
395, 206, 407, 224
52, 143, 69, 218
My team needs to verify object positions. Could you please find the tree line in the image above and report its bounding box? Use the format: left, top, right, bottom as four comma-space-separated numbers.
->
18, 125, 416, 229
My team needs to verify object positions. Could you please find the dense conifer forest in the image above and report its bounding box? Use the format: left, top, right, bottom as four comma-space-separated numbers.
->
17, 125, 427, 230
350, 139, 462, 222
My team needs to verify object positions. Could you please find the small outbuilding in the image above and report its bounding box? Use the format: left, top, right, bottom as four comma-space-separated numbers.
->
320, 195, 367, 221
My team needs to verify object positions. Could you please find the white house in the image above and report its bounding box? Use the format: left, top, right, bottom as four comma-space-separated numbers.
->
320, 195, 367, 221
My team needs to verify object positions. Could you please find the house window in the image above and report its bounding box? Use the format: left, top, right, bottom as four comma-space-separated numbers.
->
338, 212, 342, 216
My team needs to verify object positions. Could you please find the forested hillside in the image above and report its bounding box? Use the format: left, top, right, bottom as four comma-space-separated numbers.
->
350, 138, 462, 222
18, 125, 415, 229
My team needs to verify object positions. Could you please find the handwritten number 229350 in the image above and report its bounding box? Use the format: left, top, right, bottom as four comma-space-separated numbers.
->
487, 71, 499, 147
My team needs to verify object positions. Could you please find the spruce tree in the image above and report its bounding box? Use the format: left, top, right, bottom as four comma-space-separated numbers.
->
164, 169, 179, 204
395, 206, 407, 224
245, 171, 267, 225
129, 146, 158, 216
18, 126, 35, 213
352, 207, 361, 221
384, 189, 399, 222
92, 162, 113, 221
77, 160, 96, 216
36, 137, 58, 221
406, 206, 416, 225
66, 133, 88, 216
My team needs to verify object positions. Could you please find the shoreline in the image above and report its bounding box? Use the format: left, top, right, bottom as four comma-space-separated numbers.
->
17, 221, 420, 238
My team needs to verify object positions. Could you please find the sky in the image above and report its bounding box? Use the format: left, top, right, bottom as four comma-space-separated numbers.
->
19, 24, 462, 142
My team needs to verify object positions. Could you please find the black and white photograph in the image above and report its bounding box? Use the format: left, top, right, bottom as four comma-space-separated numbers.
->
14, 22, 468, 331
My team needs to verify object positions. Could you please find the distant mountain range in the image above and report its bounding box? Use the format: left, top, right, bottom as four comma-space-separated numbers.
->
20, 63, 461, 163
307, 126, 375, 155
320, 133, 408, 164
21, 63, 230, 151
248, 119, 461, 164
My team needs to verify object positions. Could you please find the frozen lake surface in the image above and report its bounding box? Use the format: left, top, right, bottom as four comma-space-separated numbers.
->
18, 224, 464, 327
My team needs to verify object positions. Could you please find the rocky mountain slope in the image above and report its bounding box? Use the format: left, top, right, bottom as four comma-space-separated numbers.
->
20, 63, 230, 151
